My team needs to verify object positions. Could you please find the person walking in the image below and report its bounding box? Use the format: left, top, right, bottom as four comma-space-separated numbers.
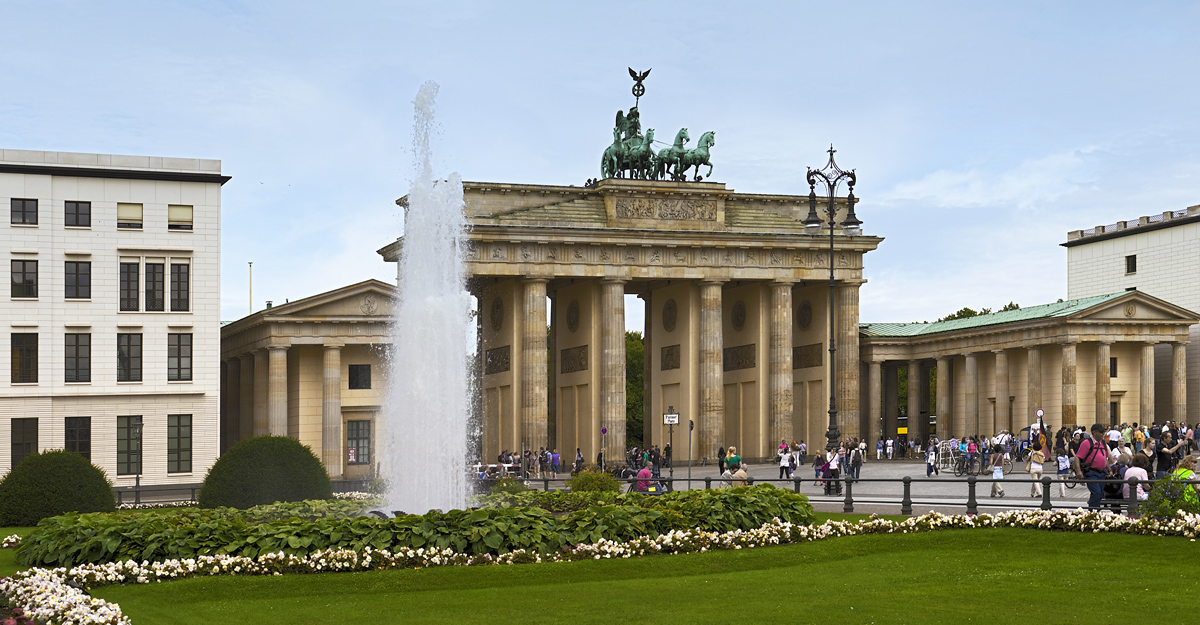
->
1078, 423, 1111, 510
1055, 447, 1070, 497
717, 447, 727, 474
778, 447, 790, 480
850, 445, 863, 480
990, 445, 1006, 498
876, 439, 883, 460
886, 438, 894, 460
1028, 443, 1046, 498
926, 439, 939, 477
799, 440, 807, 466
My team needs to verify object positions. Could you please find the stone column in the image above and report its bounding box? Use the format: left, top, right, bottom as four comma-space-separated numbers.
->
1062, 342, 1077, 426
883, 363, 898, 439
769, 281, 795, 446
993, 350, 1009, 434
699, 280, 725, 460
1140, 342, 1156, 425
936, 356, 951, 438
599, 278, 627, 460
1174, 342, 1187, 424
1096, 342, 1111, 425
836, 282, 862, 439
521, 278, 549, 450
907, 360, 921, 442
253, 349, 268, 436
267, 345, 289, 436
964, 353, 978, 435
868, 359, 882, 446
547, 292, 558, 449
640, 292, 652, 450
322, 344, 343, 477
1026, 347, 1041, 425
238, 353, 254, 440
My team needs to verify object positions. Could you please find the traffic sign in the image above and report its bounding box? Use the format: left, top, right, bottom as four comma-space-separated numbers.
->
1036, 408, 1045, 419
663, 413, 680, 425
601, 427, 607, 435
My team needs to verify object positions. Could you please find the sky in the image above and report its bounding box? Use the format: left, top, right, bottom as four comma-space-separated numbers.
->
4, 1, 1200, 331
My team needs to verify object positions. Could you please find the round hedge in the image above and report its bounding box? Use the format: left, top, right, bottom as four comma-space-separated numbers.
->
199, 435, 332, 509
0, 450, 115, 526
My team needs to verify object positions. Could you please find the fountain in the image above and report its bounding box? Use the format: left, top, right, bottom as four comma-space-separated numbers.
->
381, 81, 472, 514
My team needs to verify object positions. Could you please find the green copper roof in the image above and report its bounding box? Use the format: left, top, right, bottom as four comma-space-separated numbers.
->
860, 292, 1128, 338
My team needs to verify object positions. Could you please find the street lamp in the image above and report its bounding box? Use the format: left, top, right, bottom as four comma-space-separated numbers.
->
803, 145, 861, 452
131, 418, 144, 505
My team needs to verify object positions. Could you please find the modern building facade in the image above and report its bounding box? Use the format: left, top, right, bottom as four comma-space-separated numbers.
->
1, 149, 227, 485
1065, 205, 1200, 424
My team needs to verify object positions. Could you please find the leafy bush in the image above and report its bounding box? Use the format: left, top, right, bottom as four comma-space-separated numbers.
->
199, 436, 332, 509
0, 450, 115, 526
566, 467, 620, 493
1140, 474, 1200, 519
16, 485, 813, 567
482, 477, 528, 495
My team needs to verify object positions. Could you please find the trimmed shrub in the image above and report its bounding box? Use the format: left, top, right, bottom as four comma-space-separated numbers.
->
0, 450, 115, 526
199, 436, 332, 509
1140, 474, 1200, 519
566, 467, 620, 493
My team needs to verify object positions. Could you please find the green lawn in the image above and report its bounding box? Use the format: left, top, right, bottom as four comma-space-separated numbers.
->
93, 528, 1199, 624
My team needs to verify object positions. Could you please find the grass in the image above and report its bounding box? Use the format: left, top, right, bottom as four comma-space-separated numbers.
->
92, 528, 1200, 624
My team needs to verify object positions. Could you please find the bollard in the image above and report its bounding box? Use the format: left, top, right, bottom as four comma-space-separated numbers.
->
747, 477, 755, 486
793, 477, 802, 493
704, 476, 712, 490
191, 487, 197, 502
1127, 477, 1139, 517
843, 476, 854, 513
116, 491, 123, 506
543, 478, 550, 491
966, 476, 978, 515
1041, 477, 1052, 510
901, 476, 913, 516
135, 475, 141, 505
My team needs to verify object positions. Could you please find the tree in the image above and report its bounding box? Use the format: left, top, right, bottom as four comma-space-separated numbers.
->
625, 331, 644, 448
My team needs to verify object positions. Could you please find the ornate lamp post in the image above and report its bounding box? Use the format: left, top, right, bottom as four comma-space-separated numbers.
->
803, 146, 861, 452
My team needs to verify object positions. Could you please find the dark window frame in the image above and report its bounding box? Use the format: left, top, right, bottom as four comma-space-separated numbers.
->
11, 333, 37, 383
167, 414, 192, 473
168, 333, 192, 381
117, 333, 142, 382
10, 198, 37, 225
65, 201, 91, 227
65, 333, 91, 383
11, 260, 38, 298
348, 364, 371, 390
170, 264, 190, 311
145, 263, 165, 311
65, 261, 91, 299
117, 416, 142, 476
11, 418, 37, 468
65, 416, 91, 460
1125, 255, 1137, 274
119, 263, 139, 311
347, 420, 371, 465
1110, 357, 1118, 378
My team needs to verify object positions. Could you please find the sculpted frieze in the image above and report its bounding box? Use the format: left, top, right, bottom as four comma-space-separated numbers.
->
614, 197, 718, 221
561, 345, 589, 374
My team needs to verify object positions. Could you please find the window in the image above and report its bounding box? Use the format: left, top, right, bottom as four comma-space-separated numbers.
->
117, 333, 142, 382
10, 198, 37, 225
65, 416, 91, 460
11, 418, 37, 468
1125, 255, 1137, 274
11, 260, 37, 298
65, 333, 91, 383
65, 261, 91, 299
349, 364, 371, 390
117, 203, 142, 229
167, 414, 192, 473
168, 205, 193, 231
1110, 357, 1118, 378
117, 416, 142, 476
11, 333, 37, 383
1109, 401, 1119, 426
65, 201, 91, 227
347, 420, 371, 465
168, 333, 192, 381
170, 264, 189, 311
119, 263, 139, 311
145, 263, 164, 311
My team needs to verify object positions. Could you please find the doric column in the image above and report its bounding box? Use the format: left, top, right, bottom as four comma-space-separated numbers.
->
547, 292, 558, 449
522, 278, 550, 450
836, 282, 862, 439
238, 353, 254, 440
993, 350, 1008, 434
1062, 342, 1077, 426
322, 344, 343, 477
599, 278, 627, 460
1174, 342, 1187, 424
1096, 342, 1111, 425
253, 349, 269, 436
640, 292, 651, 450
699, 280, 725, 459
769, 281, 795, 446
964, 353, 978, 435
267, 345, 289, 436
868, 359, 882, 445
1026, 347, 1041, 425
936, 356, 951, 438
1140, 342, 1156, 425
907, 360, 921, 441
883, 363, 898, 439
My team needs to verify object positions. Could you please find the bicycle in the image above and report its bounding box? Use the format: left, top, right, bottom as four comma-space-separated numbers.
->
953, 454, 978, 477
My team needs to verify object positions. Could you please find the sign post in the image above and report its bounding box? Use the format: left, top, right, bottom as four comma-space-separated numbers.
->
601, 427, 607, 472
663, 407, 680, 484
687, 419, 694, 490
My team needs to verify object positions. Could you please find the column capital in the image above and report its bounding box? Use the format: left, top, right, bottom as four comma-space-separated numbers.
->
992, 348, 1007, 355
699, 278, 729, 286
1175, 340, 1191, 346
599, 277, 628, 285
1144, 340, 1160, 346
1061, 338, 1079, 346
521, 276, 550, 284
770, 279, 796, 287
323, 343, 344, 351
266, 344, 290, 352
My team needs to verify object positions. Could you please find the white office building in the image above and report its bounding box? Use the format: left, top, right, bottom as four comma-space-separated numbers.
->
1, 149, 226, 489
